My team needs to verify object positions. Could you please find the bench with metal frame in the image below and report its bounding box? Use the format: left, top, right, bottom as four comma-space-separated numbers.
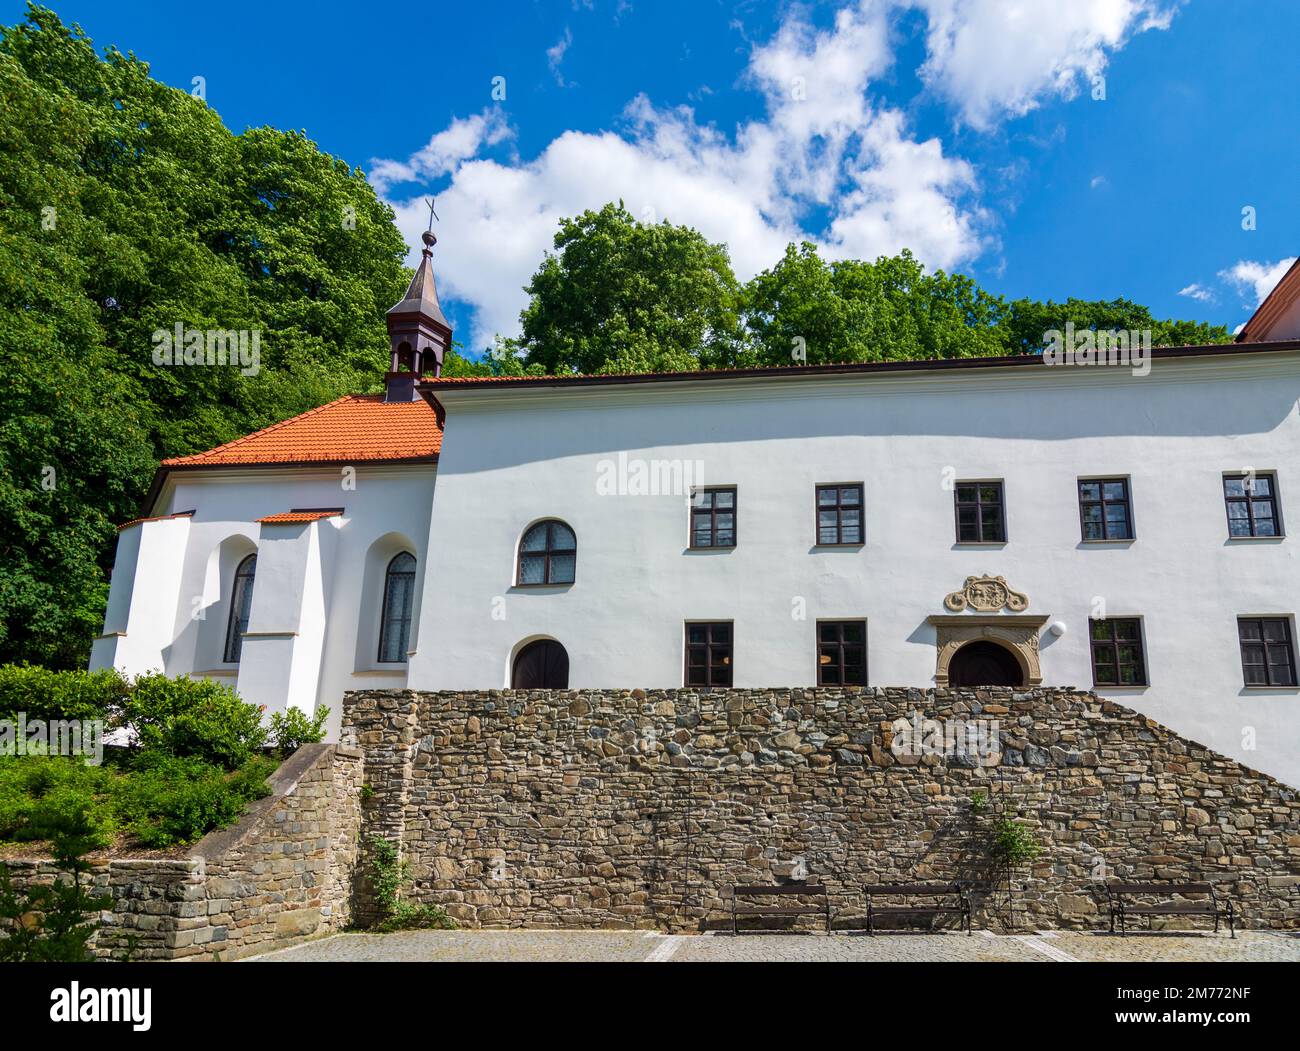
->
730, 884, 831, 934
864, 882, 972, 935
1104, 881, 1234, 937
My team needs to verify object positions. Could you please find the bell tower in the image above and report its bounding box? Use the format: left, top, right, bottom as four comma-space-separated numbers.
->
384, 218, 452, 401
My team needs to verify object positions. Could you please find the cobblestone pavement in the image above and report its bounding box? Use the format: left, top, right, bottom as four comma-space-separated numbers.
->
247, 929, 1300, 963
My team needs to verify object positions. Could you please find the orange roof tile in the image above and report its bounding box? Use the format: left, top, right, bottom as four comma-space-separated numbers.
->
161, 395, 441, 467
256, 510, 343, 524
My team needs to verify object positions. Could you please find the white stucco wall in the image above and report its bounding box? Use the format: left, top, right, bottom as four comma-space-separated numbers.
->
91, 465, 435, 740
411, 350, 1300, 786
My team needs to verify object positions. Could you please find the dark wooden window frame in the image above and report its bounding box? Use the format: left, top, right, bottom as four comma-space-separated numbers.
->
684, 621, 733, 687
223, 554, 257, 664
689, 487, 738, 549
816, 620, 868, 686
1223, 472, 1284, 539
377, 551, 417, 663
516, 519, 577, 586
1078, 477, 1135, 542
1237, 616, 1298, 688
954, 480, 1007, 544
814, 484, 865, 546
1088, 617, 1148, 688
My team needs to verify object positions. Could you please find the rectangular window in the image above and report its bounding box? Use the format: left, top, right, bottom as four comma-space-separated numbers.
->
815, 484, 864, 545
1078, 478, 1133, 541
1238, 617, 1297, 687
817, 620, 867, 686
690, 487, 737, 548
685, 622, 733, 687
954, 481, 1006, 543
1223, 473, 1282, 538
1089, 618, 1148, 687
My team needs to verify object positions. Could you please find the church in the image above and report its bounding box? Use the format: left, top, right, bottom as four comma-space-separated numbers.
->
89, 237, 1300, 787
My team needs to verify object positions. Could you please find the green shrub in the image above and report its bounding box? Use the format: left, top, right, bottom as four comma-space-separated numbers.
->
123, 673, 267, 767
269, 705, 330, 754
990, 815, 1043, 866
0, 665, 128, 723
365, 834, 455, 933
0, 756, 116, 850
115, 752, 276, 848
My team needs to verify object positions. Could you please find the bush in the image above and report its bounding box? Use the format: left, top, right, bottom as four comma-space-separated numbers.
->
115, 752, 276, 848
269, 705, 330, 754
0, 756, 116, 850
123, 673, 267, 767
0, 665, 129, 724
365, 834, 456, 933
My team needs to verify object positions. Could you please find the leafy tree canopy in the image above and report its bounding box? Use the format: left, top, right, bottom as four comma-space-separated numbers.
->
0, 5, 410, 666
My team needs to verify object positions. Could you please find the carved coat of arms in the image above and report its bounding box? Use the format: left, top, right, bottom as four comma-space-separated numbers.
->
943, 575, 1029, 613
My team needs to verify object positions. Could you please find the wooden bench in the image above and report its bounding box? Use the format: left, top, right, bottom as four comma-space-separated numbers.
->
1104, 881, 1234, 937
731, 883, 831, 934
864, 883, 972, 935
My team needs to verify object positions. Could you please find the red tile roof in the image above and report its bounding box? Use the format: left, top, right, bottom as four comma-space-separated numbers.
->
256, 510, 343, 524
161, 395, 441, 467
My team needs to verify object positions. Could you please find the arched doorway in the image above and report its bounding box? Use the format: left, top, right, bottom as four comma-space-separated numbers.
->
947, 640, 1024, 687
511, 639, 569, 688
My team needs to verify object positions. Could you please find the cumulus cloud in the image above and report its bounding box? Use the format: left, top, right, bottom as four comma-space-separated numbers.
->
368, 110, 512, 196
913, 0, 1177, 129
372, 0, 1178, 348
1219, 257, 1298, 306
1177, 282, 1214, 304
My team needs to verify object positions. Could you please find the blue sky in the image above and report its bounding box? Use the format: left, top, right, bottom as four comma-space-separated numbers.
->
11, 0, 1298, 352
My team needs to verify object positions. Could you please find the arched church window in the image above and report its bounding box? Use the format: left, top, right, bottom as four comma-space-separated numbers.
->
378, 552, 417, 663
223, 555, 257, 663
517, 520, 576, 585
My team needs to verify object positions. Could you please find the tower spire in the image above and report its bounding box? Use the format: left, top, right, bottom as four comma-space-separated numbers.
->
384, 202, 452, 402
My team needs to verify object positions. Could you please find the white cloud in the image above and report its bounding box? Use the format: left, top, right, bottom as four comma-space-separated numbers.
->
372, 0, 1177, 348
1219, 257, 1298, 306
1177, 282, 1214, 304
547, 29, 573, 86
913, 0, 1177, 129
368, 111, 512, 196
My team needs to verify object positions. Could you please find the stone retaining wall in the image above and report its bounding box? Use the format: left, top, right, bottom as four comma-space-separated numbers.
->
343, 687, 1300, 932
0, 743, 363, 960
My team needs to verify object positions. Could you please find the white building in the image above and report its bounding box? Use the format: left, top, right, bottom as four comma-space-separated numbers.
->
92, 249, 1300, 785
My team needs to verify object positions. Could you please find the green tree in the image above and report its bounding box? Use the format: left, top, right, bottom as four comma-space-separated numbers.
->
513, 202, 743, 374
742, 243, 1010, 365
0, 5, 411, 666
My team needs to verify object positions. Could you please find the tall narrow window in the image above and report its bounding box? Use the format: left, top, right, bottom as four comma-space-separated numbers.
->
1078, 478, 1133, 541
1089, 618, 1147, 687
817, 621, 867, 685
685, 622, 732, 686
378, 552, 417, 663
517, 520, 577, 585
690, 488, 736, 548
954, 481, 1006, 543
1238, 617, 1296, 686
223, 554, 257, 663
816, 485, 864, 545
1223, 473, 1282, 537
